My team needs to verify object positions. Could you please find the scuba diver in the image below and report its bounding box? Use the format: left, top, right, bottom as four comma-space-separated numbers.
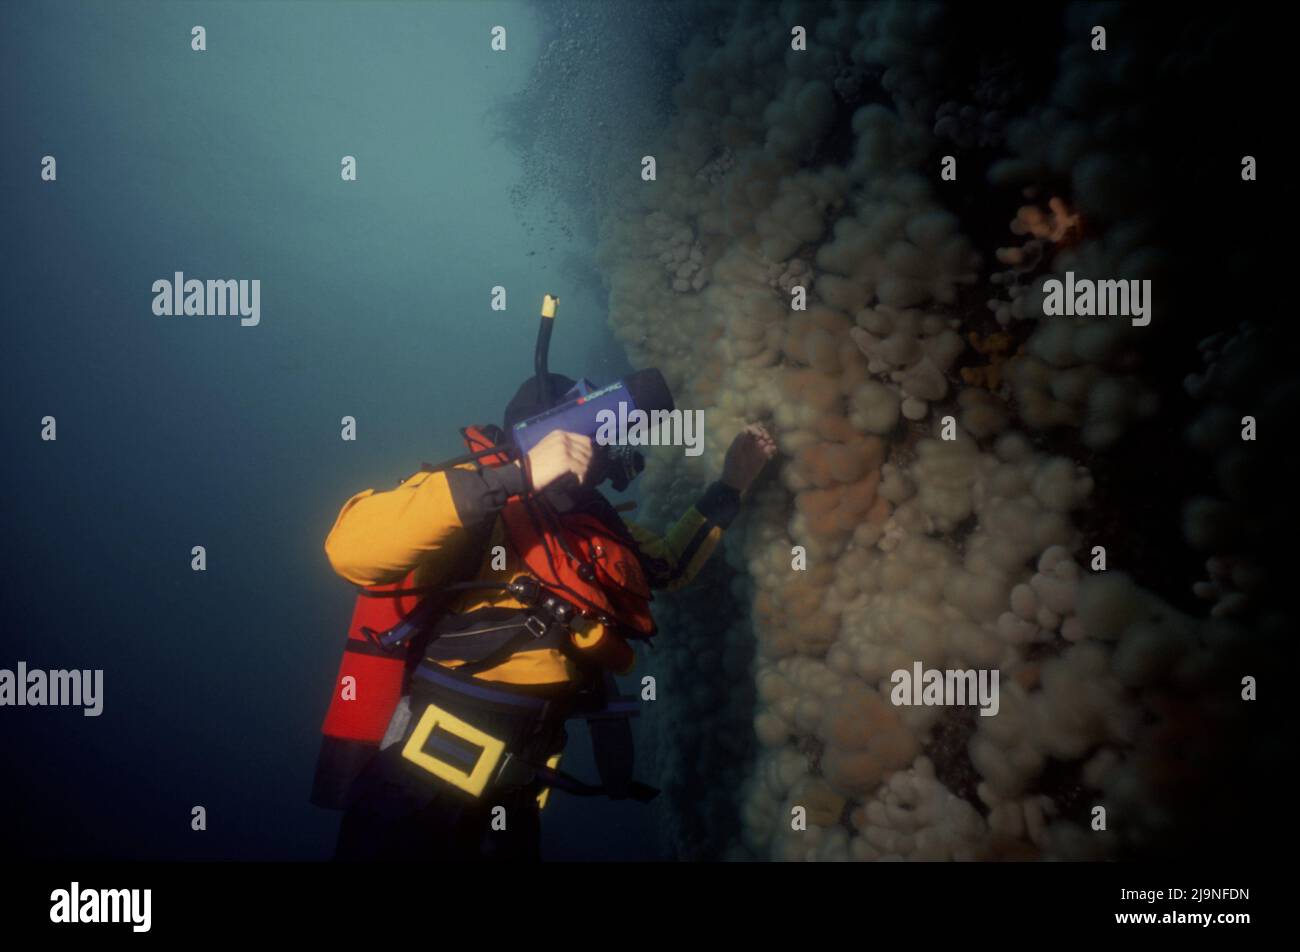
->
311, 295, 777, 860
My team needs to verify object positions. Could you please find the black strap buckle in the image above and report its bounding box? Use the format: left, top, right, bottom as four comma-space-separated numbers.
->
508, 576, 542, 606
542, 595, 575, 624
359, 626, 398, 656
494, 752, 537, 788
523, 615, 549, 639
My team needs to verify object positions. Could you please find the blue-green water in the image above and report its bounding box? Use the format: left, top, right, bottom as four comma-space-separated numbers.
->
0, 0, 661, 859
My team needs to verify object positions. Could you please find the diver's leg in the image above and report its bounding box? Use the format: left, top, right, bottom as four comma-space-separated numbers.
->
333, 746, 469, 861
475, 787, 542, 861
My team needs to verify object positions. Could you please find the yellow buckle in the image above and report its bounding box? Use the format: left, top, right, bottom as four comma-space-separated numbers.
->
401, 702, 506, 798
536, 753, 563, 811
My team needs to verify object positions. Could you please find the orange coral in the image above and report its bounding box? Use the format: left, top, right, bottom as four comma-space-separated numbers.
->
780, 367, 839, 412
821, 691, 919, 796
960, 330, 1019, 391
795, 469, 881, 537
814, 414, 860, 443
783, 305, 852, 367
995, 196, 1083, 272
1013, 196, 1081, 245
754, 566, 840, 657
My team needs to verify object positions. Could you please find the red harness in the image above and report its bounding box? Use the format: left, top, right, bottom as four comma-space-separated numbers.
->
464, 424, 655, 637
320, 425, 654, 743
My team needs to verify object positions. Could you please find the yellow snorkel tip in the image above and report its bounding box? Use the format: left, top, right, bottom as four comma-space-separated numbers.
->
541, 294, 559, 319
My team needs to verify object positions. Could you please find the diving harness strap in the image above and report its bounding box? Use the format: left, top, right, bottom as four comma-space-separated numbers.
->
358, 577, 657, 804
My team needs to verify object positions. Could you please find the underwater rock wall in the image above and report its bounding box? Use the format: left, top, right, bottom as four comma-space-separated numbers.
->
593, 0, 1293, 860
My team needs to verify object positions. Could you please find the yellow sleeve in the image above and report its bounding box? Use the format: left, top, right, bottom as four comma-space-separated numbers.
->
628, 508, 725, 593
323, 469, 479, 587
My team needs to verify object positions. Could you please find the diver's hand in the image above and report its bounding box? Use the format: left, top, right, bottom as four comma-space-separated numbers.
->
520, 430, 595, 493
721, 424, 778, 493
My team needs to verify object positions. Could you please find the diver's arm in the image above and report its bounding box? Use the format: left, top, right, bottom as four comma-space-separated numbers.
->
631, 424, 777, 591
324, 430, 595, 587
324, 464, 527, 587
630, 482, 741, 592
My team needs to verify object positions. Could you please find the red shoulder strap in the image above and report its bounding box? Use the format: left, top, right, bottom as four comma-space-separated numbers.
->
462, 424, 511, 467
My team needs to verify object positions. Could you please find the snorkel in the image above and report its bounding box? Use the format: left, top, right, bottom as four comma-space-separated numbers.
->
535, 293, 558, 407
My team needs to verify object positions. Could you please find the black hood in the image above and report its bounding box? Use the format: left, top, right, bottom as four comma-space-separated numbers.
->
503, 373, 576, 430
